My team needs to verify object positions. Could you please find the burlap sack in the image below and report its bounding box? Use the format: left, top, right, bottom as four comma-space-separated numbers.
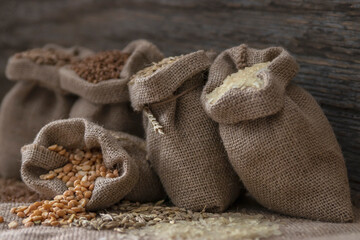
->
0, 44, 93, 179
108, 130, 166, 202
21, 118, 165, 211
201, 44, 353, 222
129, 50, 242, 212
59, 39, 164, 138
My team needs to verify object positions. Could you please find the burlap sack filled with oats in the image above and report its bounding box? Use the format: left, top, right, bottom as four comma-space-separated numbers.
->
201, 44, 353, 222
128, 51, 242, 212
59, 40, 164, 138
0, 44, 93, 179
21, 118, 165, 211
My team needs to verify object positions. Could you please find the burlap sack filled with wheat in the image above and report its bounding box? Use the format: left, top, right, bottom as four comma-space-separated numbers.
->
201, 44, 353, 222
21, 118, 165, 211
60, 40, 164, 138
0, 44, 93, 179
129, 51, 241, 212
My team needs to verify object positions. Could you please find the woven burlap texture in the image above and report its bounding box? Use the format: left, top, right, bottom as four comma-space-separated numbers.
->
60, 39, 164, 137
1, 198, 360, 239
0, 44, 92, 179
108, 130, 166, 202
129, 50, 242, 212
201, 44, 353, 222
21, 118, 165, 211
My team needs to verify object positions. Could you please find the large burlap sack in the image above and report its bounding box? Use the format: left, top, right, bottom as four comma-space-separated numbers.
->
0, 44, 93, 179
21, 118, 165, 211
129, 50, 242, 212
201, 44, 353, 222
59, 39, 164, 138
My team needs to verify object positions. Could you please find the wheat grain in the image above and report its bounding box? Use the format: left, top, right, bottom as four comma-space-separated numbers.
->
11, 145, 118, 227
8, 221, 18, 229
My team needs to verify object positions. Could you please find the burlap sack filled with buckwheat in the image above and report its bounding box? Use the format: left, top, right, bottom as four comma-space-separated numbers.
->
201, 44, 353, 222
128, 50, 242, 212
59, 39, 164, 138
0, 44, 93, 179
21, 118, 165, 211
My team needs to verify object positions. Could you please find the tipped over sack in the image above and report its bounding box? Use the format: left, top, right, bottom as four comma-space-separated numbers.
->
129, 51, 242, 212
201, 44, 353, 222
60, 39, 164, 138
21, 118, 165, 211
0, 44, 93, 179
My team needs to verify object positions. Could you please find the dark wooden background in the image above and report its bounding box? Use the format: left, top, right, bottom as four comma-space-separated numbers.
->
1, 1, 359, 190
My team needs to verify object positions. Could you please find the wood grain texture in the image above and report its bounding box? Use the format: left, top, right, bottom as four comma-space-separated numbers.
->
0, 0, 359, 190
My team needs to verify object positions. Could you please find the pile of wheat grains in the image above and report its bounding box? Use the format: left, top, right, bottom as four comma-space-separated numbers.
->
9, 144, 118, 228
4, 144, 282, 239
71, 50, 130, 83
0, 178, 44, 229
15, 48, 78, 66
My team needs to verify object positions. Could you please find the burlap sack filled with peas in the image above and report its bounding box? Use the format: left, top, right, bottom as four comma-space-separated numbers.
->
129, 50, 242, 212
59, 39, 164, 138
201, 44, 353, 222
21, 118, 165, 211
0, 44, 93, 179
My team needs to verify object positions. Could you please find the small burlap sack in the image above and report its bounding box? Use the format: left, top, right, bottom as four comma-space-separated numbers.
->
21, 118, 165, 211
0, 44, 93, 179
60, 39, 164, 138
129, 50, 242, 212
109, 130, 166, 202
201, 44, 353, 222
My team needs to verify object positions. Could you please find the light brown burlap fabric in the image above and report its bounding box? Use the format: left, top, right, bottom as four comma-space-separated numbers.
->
60, 39, 164, 138
0, 45, 92, 180
1, 197, 360, 239
129, 50, 242, 212
108, 130, 166, 202
201, 44, 353, 222
21, 118, 165, 211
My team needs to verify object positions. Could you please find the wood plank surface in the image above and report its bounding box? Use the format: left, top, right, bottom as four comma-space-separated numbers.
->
0, 0, 359, 190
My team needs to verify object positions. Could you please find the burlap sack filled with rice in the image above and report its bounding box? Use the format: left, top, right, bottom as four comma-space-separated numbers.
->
129, 50, 242, 212
21, 118, 165, 211
201, 44, 353, 222
59, 40, 164, 138
0, 44, 93, 179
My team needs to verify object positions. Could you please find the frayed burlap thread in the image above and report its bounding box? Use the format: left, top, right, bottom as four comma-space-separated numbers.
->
0, 44, 92, 179
60, 39, 164, 137
201, 44, 353, 222
129, 50, 242, 212
21, 118, 165, 211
